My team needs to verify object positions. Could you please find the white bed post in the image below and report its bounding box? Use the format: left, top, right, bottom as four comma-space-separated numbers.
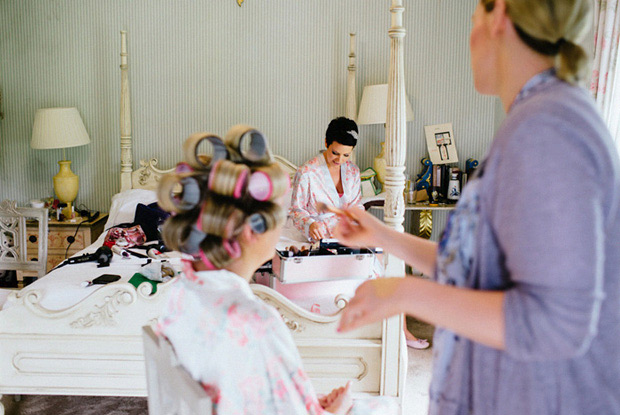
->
120, 30, 133, 192
346, 33, 357, 121
346, 33, 358, 164
381, 0, 407, 405
384, 1, 407, 237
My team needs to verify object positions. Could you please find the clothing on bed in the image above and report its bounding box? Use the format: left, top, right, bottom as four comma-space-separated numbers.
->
289, 154, 363, 239
157, 265, 397, 415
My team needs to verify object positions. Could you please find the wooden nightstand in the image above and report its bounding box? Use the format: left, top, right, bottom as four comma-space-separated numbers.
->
22, 213, 108, 275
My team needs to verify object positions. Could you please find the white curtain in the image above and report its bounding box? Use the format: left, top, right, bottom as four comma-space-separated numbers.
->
590, 0, 620, 153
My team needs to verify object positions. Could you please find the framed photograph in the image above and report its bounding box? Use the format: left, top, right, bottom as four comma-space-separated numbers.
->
424, 123, 458, 165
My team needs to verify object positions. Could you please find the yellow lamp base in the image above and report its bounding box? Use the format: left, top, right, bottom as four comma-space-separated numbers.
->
53, 160, 79, 220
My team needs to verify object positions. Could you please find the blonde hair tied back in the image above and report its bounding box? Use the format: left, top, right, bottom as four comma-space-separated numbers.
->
482, 0, 592, 84
556, 39, 588, 85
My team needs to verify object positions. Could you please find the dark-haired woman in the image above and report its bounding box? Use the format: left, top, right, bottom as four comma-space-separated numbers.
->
289, 116, 429, 349
289, 117, 364, 241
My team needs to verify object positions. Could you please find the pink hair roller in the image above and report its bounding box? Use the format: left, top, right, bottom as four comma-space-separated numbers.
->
223, 239, 241, 259
248, 171, 273, 201
208, 160, 249, 199
175, 162, 194, 174
198, 249, 217, 270
207, 161, 219, 192
233, 168, 249, 199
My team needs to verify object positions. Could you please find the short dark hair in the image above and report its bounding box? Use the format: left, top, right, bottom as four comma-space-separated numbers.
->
325, 117, 359, 147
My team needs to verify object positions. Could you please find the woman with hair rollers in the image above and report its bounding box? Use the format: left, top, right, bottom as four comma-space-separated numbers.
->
335, 1, 620, 414
156, 128, 396, 415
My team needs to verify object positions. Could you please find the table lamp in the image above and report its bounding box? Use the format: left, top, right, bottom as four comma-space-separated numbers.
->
31, 107, 91, 219
357, 84, 414, 185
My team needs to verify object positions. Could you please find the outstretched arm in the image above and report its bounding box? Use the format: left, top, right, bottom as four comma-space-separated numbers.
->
334, 207, 505, 350
338, 277, 506, 350
334, 207, 438, 276
289, 171, 317, 238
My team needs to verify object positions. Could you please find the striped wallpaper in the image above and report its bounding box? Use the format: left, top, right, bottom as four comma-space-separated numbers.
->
0, 0, 497, 239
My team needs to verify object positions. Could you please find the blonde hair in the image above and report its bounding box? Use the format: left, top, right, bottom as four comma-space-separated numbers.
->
158, 126, 289, 269
482, 0, 592, 84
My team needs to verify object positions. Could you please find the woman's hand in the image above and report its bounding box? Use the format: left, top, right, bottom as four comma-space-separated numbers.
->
333, 208, 388, 248
338, 278, 404, 333
309, 221, 328, 241
319, 381, 353, 414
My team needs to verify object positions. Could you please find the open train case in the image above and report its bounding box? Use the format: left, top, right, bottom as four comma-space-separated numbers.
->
272, 239, 383, 285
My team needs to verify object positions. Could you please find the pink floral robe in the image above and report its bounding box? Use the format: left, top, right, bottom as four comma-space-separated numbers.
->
157, 264, 397, 415
289, 154, 363, 239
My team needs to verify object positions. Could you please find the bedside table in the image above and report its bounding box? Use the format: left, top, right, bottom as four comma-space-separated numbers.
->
22, 213, 108, 275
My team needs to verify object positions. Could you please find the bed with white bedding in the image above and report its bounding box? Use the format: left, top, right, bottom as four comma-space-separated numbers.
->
0, 5, 411, 410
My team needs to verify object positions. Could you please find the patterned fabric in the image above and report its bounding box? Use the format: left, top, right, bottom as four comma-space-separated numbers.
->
289, 154, 363, 239
157, 263, 397, 415
430, 177, 481, 408
590, 0, 620, 150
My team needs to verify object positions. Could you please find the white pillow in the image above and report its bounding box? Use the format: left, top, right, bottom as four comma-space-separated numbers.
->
104, 189, 158, 230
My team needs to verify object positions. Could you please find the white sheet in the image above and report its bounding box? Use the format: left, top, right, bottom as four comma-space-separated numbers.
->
1, 233, 185, 311
0, 214, 363, 315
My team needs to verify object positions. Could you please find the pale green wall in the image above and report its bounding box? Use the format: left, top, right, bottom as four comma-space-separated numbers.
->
0, 0, 495, 235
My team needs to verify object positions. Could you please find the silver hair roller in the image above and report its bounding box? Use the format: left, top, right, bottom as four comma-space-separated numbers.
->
178, 177, 201, 209
180, 226, 207, 254
224, 125, 272, 163
158, 174, 202, 213
248, 213, 267, 234
184, 132, 229, 169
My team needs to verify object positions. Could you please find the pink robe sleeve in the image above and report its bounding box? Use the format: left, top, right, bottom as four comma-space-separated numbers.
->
289, 168, 317, 237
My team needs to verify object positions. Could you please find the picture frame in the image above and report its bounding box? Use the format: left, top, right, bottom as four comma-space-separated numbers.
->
424, 123, 458, 165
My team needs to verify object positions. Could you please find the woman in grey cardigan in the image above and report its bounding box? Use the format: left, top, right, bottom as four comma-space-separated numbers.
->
335, 0, 620, 414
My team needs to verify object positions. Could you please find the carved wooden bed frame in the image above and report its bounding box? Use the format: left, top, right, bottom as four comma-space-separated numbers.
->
0, 2, 410, 412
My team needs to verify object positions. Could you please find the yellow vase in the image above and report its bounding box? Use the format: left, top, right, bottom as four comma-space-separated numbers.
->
373, 142, 386, 185
53, 160, 79, 217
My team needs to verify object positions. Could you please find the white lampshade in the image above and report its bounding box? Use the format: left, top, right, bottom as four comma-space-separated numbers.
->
31, 107, 91, 150
356, 84, 414, 125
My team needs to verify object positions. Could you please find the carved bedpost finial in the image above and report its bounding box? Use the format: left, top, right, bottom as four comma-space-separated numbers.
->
346, 33, 357, 122
384, 0, 407, 234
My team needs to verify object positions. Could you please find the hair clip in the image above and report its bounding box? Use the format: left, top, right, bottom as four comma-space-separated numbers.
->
347, 130, 358, 141
184, 132, 228, 169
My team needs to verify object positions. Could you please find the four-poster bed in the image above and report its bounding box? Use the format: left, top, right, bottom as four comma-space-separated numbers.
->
0, 1, 410, 412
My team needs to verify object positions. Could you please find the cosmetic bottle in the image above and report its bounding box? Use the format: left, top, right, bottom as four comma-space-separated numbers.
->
429, 165, 443, 205
447, 169, 461, 203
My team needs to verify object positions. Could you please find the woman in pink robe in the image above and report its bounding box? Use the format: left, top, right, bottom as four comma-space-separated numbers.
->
290, 117, 364, 241
289, 117, 430, 350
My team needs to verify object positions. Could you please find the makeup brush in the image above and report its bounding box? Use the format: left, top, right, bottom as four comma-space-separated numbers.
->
316, 202, 359, 223
316, 202, 345, 215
